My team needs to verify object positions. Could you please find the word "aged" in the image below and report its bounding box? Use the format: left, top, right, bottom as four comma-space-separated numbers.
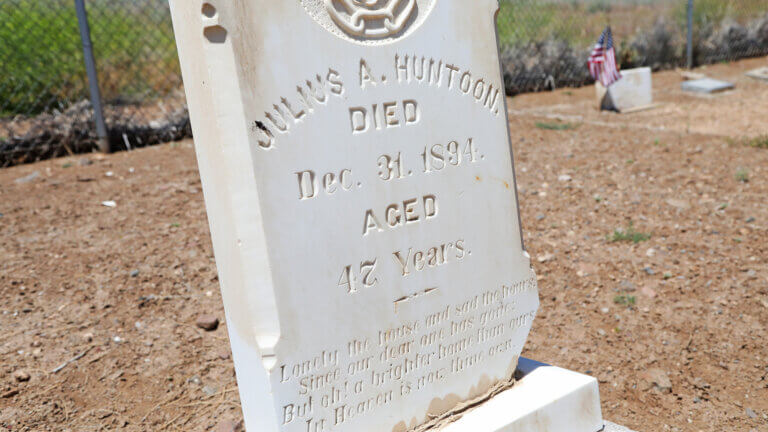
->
363, 195, 438, 236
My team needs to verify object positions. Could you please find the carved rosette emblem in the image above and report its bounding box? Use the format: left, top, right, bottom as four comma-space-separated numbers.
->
326, 0, 416, 38
302, 0, 435, 43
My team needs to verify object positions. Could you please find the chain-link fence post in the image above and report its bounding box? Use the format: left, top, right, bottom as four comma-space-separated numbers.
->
686, 0, 694, 69
74, 0, 109, 153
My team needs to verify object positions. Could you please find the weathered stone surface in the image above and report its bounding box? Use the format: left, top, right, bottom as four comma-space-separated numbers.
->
170, 1, 539, 431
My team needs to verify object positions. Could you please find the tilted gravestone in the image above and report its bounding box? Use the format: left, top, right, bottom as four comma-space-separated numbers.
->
170, 1, 606, 431
596, 67, 654, 113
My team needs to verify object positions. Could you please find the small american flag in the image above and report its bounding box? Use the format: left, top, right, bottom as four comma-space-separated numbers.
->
588, 26, 622, 87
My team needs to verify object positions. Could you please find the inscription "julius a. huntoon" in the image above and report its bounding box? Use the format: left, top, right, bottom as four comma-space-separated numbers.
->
251, 54, 502, 151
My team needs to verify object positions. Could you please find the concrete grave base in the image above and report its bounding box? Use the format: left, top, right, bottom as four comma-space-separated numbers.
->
441, 358, 608, 432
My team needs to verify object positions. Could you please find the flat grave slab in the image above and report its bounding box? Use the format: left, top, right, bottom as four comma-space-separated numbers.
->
682, 78, 735, 94
746, 67, 768, 82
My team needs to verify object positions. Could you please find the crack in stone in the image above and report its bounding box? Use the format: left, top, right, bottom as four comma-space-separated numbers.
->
410, 377, 517, 432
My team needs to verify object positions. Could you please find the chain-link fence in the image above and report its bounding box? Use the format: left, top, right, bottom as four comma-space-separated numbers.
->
0, 0, 187, 167
1, 1, 767, 168
498, 0, 768, 95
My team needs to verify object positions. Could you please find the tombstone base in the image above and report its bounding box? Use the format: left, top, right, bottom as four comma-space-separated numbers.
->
441, 358, 606, 432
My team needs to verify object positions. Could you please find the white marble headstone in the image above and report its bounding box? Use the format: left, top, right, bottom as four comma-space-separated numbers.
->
596, 67, 653, 112
170, 1, 539, 431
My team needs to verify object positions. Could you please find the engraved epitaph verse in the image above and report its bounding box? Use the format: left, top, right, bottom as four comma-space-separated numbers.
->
171, 1, 540, 431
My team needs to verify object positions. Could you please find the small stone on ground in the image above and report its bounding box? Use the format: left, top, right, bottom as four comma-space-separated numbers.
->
196, 315, 219, 331
13, 370, 31, 382
641, 368, 672, 393
216, 420, 243, 432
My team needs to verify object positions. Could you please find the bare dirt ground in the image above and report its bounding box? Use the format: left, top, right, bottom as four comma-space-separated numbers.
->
1, 57, 767, 431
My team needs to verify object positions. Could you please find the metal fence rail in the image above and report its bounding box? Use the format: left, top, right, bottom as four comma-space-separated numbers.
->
1, 0, 767, 168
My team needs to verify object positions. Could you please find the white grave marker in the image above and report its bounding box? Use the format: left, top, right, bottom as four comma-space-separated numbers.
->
169, 1, 548, 431
596, 67, 653, 112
